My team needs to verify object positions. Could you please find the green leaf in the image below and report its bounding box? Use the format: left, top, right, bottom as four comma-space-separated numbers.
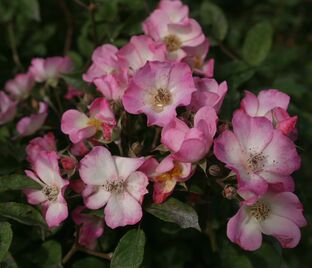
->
111, 229, 146, 268
0, 202, 46, 228
0, 222, 13, 262
18, 0, 40, 21
145, 198, 201, 231
200, 2, 228, 45
249, 242, 282, 268
0, 252, 18, 268
0, 174, 41, 192
32, 240, 62, 268
62, 73, 94, 93
221, 240, 253, 268
73, 257, 108, 268
242, 21, 273, 66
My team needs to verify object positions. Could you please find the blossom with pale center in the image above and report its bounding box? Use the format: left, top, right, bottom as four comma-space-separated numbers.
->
0, 91, 17, 125
227, 191, 307, 251
5, 73, 35, 100
16, 102, 48, 137
161, 106, 218, 162
122, 61, 196, 127
241, 89, 297, 138
61, 98, 116, 144
29, 56, 72, 85
79, 146, 148, 228
188, 77, 228, 113
140, 155, 192, 203
24, 151, 69, 228
26, 132, 57, 165
72, 206, 104, 249
118, 35, 167, 74
214, 110, 300, 204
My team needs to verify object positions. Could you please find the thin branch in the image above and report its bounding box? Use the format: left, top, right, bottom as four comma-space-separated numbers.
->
78, 247, 113, 260
218, 42, 240, 61
62, 243, 78, 264
7, 22, 23, 71
73, 0, 88, 8
58, 0, 74, 52
89, 0, 98, 47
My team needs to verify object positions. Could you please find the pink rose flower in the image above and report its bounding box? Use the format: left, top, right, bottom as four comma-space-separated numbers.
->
16, 102, 48, 137
122, 61, 196, 127
61, 98, 116, 143
227, 191, 307, 251
72, 206, 104, 249
24, 151, 69, 228
214, 110, 300, 204
240, 89, 297, 138
189, 77, 228, 113
161, 106, 218, 163
0, 91, 17, 125
183, 39, 214, 77
29, 56, 72, 85
140, 155, 192, 203
79, 146, 148, 228
5, 73, 35, 100
26, 132, 57, 165
118, 35, 167, 74
143, 8, 205, 60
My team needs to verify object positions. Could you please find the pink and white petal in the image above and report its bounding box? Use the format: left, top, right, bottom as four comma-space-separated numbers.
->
138, 157, 160, 179
232, 110, 273, 152
262, 130, 300, 175
194, 106, 218, 138
89, 98, 116, 124
238, 173, 268, 198
83, 187, 111, 209
260, 214, 301, 248
240, 91, 259, 116
227, 207, 262, 251
257, 89, 290, 115
125, 171, 149, 202
79, 146, 118, 185
173, 138, 208, 163
71, 126, 96, 144
61, 110, 89, 135
104, 192, 143, 228
155, 155, 175, 174
114, 156, 145, 179
25, 169, 44, 185
45, 201, 68, 228
153, 180, 176, 204
23, 189, 47, 205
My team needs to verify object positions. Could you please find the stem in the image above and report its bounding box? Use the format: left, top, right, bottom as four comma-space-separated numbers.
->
7, 22, 23, 70
205, 222, 218, 252
89, 0, 98, 47
152, 127, 161, 149
58, 0, 74, 52
218, 42, 240, 61
78, 246, 113, 260
62, 243, 78, 264
116, 140, 124, 156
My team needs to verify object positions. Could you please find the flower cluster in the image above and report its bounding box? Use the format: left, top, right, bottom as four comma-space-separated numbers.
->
0, 0, 305, 252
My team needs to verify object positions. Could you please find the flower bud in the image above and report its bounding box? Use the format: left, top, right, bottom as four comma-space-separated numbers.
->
222, 185, 237, 200
61, 156, 77, 171
208, 164, 221, 177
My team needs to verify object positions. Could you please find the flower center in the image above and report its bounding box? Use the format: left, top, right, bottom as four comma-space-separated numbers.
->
248, 200, 271, 221
155, 162, 183, 182
164, 34, 182, 52
194, 56, 203, 69
42, 185, 59, 202
247, 152, 267, 173
88, 118, 102, 129
103, 180, 124, 194
150, 88, 172, 113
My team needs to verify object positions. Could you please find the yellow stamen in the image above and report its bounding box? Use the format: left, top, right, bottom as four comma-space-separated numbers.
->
155, 162, 183, 182
87, 118, 102, 129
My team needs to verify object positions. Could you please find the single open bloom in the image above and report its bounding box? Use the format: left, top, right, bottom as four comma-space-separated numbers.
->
72, 206, 104, 249
227, 191, 307, 251
16, 102, 48, 137
79, 146, 148, 228
0, 91, 17, 125
5, 73, 35, 100
61, 98, 116, 143
29, 56, 72, 85
188, 77, 228, 113
26, 132, 57, 165
140, 155, 192, 203
24, 151, 69, 228
122, 61, 196, 127
161, 106, 218, 163
240, 89, 297, 138
214, 110, 300, 204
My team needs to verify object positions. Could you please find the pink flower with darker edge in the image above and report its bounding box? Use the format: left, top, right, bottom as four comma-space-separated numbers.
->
158, 0, 189, 24
79, 146, 148, 228
61, 98, 116, 144
16, 102, 48, 137
26, 132, 57, 165
240, 89, 298, 138
5, 73, 35, 100
0, 91, 17, 125
29, 56, 72, 85
143, 8, 205, 60
118, 35, 167, 74
72, 206, 104, 249
227, 191, 307, 251
24, 151, 69, 228
214, 110, 300, 204
161, 106, 218, 163
183, 39, 214, 77
140, 155, 192, 203
189, 77, 228, 113
122, 61, 196, 127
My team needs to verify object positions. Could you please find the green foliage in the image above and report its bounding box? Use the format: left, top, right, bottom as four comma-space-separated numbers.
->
111, 229, 146, 268
0, 222, 13, 262
0, 175, 41, 192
